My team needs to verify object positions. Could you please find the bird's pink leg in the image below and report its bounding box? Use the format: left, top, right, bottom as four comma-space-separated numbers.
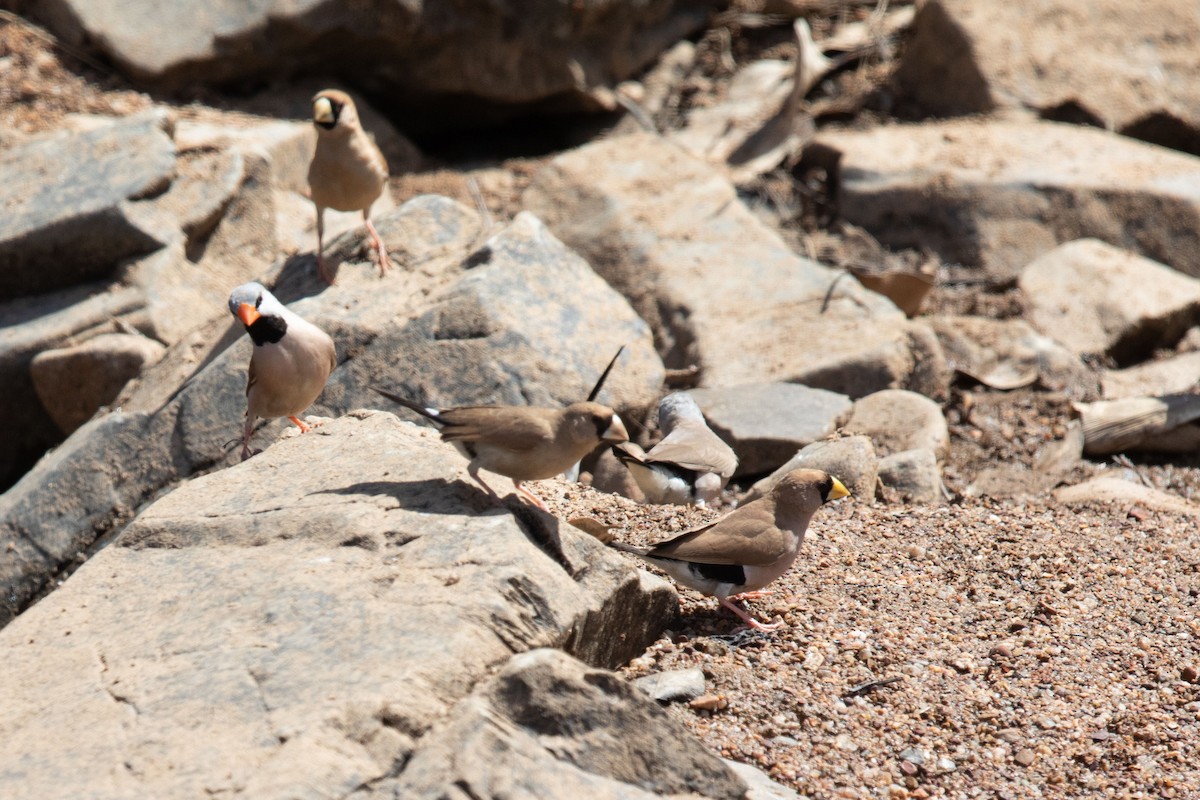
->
288, 416, 311, 433
363, 213, 389, 277
468, 462, 505, 506
315, 206, 335, 285
513, 481, 550, 512
719, 597, 781, 631
241, 416, 256, 461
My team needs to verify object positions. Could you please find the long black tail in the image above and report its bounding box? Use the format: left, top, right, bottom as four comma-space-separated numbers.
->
587, 345, 625, 402
372, 387, 445, 425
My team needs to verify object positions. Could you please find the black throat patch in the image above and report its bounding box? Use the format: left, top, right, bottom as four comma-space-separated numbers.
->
247, 314, 287, 346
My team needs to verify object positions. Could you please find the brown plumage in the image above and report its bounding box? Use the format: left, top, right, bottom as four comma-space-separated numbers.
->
308, 89, 390, 283
606, 468, 849, 630
229, 283, 336, 461
373, 388, 630, 511
613, 392, 737, 506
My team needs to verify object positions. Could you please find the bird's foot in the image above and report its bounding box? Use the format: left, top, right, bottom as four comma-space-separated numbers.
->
317, 254, 336, 285
364, 218, 389, 278
514, 481, 551, 513
720, 598, 781, 631
288, 415, 312, 433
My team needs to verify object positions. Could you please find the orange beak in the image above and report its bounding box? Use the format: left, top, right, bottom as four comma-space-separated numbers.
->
237, 303, 260, 327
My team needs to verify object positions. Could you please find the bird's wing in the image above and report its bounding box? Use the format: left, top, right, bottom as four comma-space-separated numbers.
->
437, 406, 557, 452
646, 500, 790, 567
645, 426, 738, 477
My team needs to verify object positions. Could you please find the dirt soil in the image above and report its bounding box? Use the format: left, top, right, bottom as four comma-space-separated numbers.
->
544, 480, 1200, 799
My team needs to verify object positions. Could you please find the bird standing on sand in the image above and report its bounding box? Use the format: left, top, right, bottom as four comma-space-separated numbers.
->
603, 468, 849, 630
373, 388, 629, 512
229, 282, 336, 461
308, 89, 390, 283
613, 392, 737, 507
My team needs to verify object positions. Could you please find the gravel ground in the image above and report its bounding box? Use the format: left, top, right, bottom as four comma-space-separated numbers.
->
545, 481, 1200, 799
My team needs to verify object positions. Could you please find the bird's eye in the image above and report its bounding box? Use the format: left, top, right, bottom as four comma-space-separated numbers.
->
255, 295, 262, 308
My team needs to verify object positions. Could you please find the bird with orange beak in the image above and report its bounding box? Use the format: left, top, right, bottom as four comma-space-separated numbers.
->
228, 282, 336, 460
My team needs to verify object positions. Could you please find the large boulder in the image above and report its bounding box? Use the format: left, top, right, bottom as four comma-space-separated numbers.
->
524, 132, 949, 398
0, 412, 680, 798
894, 0, 1200, 153
0, 197, 664, 627
0, 109, 175, 298
810, 119, 1200, 281
331, 211, 664, 412
33, 0, 711, 124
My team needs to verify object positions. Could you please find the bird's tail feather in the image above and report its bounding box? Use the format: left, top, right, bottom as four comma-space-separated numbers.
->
372, 387, 444, 424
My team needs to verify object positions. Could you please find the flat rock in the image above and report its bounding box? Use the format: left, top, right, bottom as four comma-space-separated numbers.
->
687, 383, 852, 476
633, 666, 707, 703
29, 332, 166, 435
811, 119, 1200, 280
1054, 475, 1200, 517
37, 0, 708, 125
844, 389, 949, 460
1020, 239, 1200, 364
895, 0, 1200, 152
0, 413, 678, 798
878, 448, 944, 504
0, 110, 176, 298
745, 435, 878, 505
384, 650, 743, 799
1102, 352, 1200, 399
524, 133, 949, 398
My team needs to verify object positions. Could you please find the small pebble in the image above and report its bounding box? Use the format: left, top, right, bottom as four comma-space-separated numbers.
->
1014, 748, 1035, 767
689, 694, 729, 712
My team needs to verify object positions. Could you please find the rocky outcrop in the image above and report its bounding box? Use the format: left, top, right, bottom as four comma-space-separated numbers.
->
33, 0, 711, 123
0, 197, 664, 628
524, 132, 949, 398
0, 413, 689, 798
810, 119, 1200, 280
0, 110, 175, 298
895, 0, 1200, 153
385, 649, 746, 799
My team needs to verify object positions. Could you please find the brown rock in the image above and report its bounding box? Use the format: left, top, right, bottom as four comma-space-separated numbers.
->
895, 0, 1200, 152
845, 389, 949, 460
813, 120, 1200, 281
30, 333, 166, 434
0, 414, 680, 798
1020, 239, 1200, 364
525, 133, 947, 398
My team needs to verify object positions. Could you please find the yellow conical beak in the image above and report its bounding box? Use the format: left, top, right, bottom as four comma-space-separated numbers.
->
313, 96, 335, 125
828, 476, 850, 501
